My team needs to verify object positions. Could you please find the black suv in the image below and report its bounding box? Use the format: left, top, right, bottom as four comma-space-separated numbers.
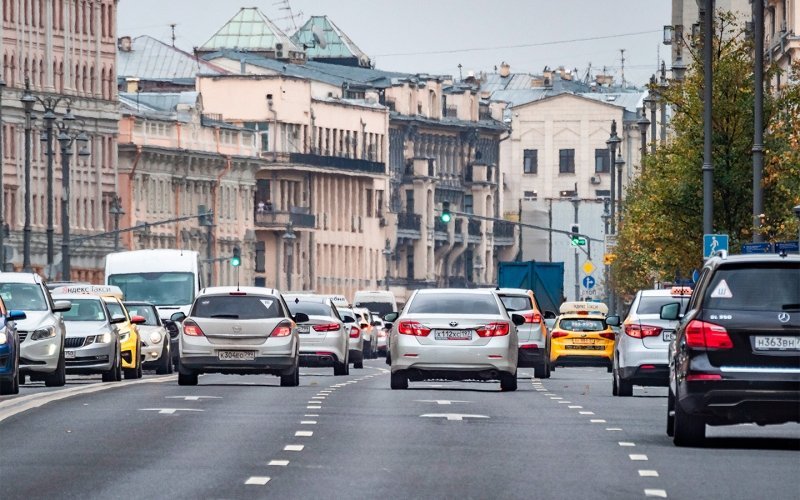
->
661, 252, 800, 447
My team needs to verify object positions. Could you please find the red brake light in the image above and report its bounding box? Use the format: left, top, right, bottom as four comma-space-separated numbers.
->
475, 322, 510, 337
349, 326, 361, 338
599, 332, 615, 340
522, 312, 542, 324
625, 324, 663, 338
686, 373, 723, 381
685, 320, 733, 349
270, 322, 292, 337
183, 321, 205, 337
551, 331, 568, 339
397, 320, 431, 337
520, 343, 539, 349
313, 323, 340, 332
229, 291, 247, 296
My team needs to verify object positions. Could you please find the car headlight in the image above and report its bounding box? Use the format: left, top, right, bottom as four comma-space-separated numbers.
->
0, 331, 7, 344
31, 326, 57, 341
149, 332, 162, 344
92, 332, 112, 344
120, 331, 130, 342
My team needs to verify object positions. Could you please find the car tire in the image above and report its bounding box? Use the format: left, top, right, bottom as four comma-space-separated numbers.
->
44, 349, 67, 387
178, 368, 198, 386
533, 362, 548, 379
353, 351, 364, 369
617, 374, 633, 397
363, 341, 371, 359
155, 341, 171, 375
280, 360, 300, 387
500, 370, 518, 391
667, 387, 675, 437
607, 362, 613, 373
333, 358, 348, 376
0, 354, 18, 395
102, 354, 117, 383
390, 370, 408, 389
673, 395, 705, 447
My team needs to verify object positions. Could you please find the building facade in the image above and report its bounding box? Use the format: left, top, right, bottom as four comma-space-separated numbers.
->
766, 0, 800, 89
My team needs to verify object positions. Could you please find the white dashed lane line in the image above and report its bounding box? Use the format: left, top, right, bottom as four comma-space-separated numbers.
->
644, 489, 668, 498
300, 420, 317, 425
590, 419, 607, 423
284, 444, 305, 452
639, 470, 659, 477
618, 442, 636, 447
295, 431, 313, 437
245, 476, 271, 485
629, 454, 649, 461
606, 427, 623, 431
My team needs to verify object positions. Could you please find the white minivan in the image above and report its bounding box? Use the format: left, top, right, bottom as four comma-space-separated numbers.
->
352, 290, 397, 319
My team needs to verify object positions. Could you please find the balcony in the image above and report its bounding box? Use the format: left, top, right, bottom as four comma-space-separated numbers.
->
290, 153, 386, 175
493, 220, 516, 246
398, 212, 421, 231
468, 219, 482, 237
255, 209, 316, 230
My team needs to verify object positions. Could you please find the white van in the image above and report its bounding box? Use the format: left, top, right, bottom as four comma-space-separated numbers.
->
105, 249, 202, 321
352, 290, 398, 318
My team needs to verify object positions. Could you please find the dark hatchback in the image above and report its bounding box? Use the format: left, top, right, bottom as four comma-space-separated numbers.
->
663, 252, 800, 446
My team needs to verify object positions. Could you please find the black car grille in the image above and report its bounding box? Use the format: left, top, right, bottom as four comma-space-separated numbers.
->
64, 337, 86, 348
19, 331, 29, 343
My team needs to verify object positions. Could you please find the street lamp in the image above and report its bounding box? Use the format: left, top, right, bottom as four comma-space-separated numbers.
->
659, 62, 668, 145
109, 195, 125, 251
0, 77, 5, 270
382, 239, 393, 291
615, 152, 625, 229
606, 120, 622, 235
637, 108, 650, 168
20, 79, 36, 271
57, 123, 91, 281
282, 222, 296, 291
647, 74, 658, 156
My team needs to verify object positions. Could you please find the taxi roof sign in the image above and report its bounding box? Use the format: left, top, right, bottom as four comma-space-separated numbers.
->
670, 286, 693, 296
559, 301, 608, 316
51, 284, 124, 299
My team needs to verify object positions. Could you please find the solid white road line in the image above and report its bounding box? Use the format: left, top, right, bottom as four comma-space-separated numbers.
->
269, 460, 289, 466
414, 400, 471, 405
639, 470, 659, 477
629, 454, 649, 461
165, 396, 221, 401
245, 476, 271, 485
284, 445, 305, 451
619, 442, 636, 447
644, 489, 668, 498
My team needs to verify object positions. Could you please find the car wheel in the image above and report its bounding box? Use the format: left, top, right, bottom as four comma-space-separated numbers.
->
333, 358, 348, 376
612, 369, 619, 396
606, 362, 613, 373
114, 348, 123, 381
178, 370, 198, 386
353, 351, 364, 369
390, 370, 408, 390
136, 346, 143, 378
0, 355, 18, 395
155, 341, 171, 375
102, 354, 117, 383
673, 394, 705, 447
667, 387, 675, 437
533, 362, 547, 379
44, 348, 67, 387
280, 360, 300, 387
617, 374, 633, 397
500, 370, 518, 391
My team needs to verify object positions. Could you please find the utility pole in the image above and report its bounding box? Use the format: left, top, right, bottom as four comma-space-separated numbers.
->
0, 78, 5, 271
110, 195, 124, 251
572, 196, 580, 301
752, 0, 765, 243
701, 0, 715, 235
21, 79, 35, 271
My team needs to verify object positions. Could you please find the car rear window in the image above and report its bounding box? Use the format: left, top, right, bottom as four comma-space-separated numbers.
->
407, 293, 500, 315
192, 295, 283, 320
558, 318, 605, 332
355, 301, 394, 316
704, 265, 800, 311
636, 296, 690, 314
499, 295, 533, 312
287, 301, 334, 317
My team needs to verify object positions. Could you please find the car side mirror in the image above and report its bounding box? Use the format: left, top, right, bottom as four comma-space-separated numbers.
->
660, 302, 681, 321
110, 315, 126, 324
7, 310, 26, 322
384, 312, 398, 323
511, 313, 526, 326
605, 315, 621, 327
53, 300, 72, 313
293, 312, 309, 323
343, 315, 355, 324
543, 310, 557, 320
384, 323, 393, 330
170, 312, 186, 322
130, 315, 146, 325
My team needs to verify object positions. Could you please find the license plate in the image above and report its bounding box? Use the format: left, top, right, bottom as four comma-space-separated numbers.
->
434, 329, 472, 341
296, 325, 310, 334
754, 336, 800, 351
566, 345, 604, 350
663, 330, 675, 341
65, 350, 76, 359
573, 338, 595, 344
218, 351, 256, 361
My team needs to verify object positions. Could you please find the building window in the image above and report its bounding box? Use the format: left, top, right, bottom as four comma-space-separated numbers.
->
594, 148, 610, 173
464, 194, 474, 214
559, 149, 575, 173
523, 190, 538, 200
595, 189, 611, 197
523, 149, 538, 174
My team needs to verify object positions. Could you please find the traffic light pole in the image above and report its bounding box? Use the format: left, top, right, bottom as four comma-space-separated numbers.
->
70, 212, 213, 248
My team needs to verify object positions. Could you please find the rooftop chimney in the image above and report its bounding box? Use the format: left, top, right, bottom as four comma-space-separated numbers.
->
118, 36, 132, 52
499, 61, 511, 77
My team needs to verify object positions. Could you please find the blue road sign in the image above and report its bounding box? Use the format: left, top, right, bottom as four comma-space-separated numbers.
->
741, 242, 772, 254
582, 276, 596, 289
703, 234, 729, 259
691, 268, 700, 283
775, 241, 799, 253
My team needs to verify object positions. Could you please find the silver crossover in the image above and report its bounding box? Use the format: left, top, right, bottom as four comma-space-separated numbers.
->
175, 287, 302, 387
285, 294, 351, 376
387, 289, 523, 391
53, 294, 123, 382
124, 302, 173, 375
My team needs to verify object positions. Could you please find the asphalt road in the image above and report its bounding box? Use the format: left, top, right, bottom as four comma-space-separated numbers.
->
1, 362, 798, 499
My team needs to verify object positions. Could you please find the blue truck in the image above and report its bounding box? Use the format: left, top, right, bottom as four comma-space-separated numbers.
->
497, 261, 565, 316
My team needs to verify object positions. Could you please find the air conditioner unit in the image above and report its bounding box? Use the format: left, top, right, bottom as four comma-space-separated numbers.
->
590, 175, 602, 185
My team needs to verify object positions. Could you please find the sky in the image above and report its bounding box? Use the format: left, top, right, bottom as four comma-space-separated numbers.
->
117, 0, 672, 87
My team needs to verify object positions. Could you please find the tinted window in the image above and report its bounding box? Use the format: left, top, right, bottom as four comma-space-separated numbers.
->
0, 283, 48, 311
124, 304, 160, 325
62, 299, 106, 321
636, 296, 690, 314
192, 295, 283, 320
704, 265, 800, 311
287, 301, 334, 317
407, 293, 500, 315
558, 318, 605, 332
499, 295, 533, 312
355, 301, 394, 316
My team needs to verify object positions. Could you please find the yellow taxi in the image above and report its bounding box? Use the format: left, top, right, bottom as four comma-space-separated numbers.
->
549, 301, 614, 371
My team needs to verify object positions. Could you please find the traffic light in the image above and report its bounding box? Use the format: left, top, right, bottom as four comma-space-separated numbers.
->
231, 246, 241, 267
569, 224, 586, 246
440, 201, 452, 223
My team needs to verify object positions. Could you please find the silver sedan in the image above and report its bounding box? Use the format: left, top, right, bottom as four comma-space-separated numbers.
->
386, 289, 524, 391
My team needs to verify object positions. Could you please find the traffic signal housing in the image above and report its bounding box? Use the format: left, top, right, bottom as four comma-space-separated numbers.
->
231, 246, 241, 267
569, 224, 586, 246
440, 201, 452, 223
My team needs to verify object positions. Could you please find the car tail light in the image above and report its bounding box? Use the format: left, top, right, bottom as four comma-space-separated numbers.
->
522, 311, 542, 323
229, 291, 247, 296
686, 373, 722, 381
476, 322, 510, 337
349, 326, 360, 338
685, 320, 733, 349
640, 364, 656, 370
397, 320, 431, 337
183, 320, 205, 337
599, 332, 615, 340
520, 343, 539, 349
270, 322, 292, 337
551, 332, 568, 339
312, 323, 340, 332
624, 324, 662, 338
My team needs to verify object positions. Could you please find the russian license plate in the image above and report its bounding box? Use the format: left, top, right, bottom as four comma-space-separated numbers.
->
434, 329, 472, 341
662, 330, 676, 341
218, 351, 256, 361
754, 336, 800, 351
573, 338, 595, 344
296, 325, 310, 334
566, 345, 604, 350
65, 350, 76, 359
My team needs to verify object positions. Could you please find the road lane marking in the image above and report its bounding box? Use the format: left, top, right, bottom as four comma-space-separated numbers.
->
606, 428, 623, 431
619, 442, 636, 447
139, 408, 204, 415
420, 413, 490, 421
284, 445, 304, 451
557, 401, 572, 404
312, 396, 325, 399
245, 476, 271, 485
300, 420, 317, 425
415, 400, 471, 405
579, 411, 595, 415
165, 396, 222, 401
549, 397, 563, 400
295, 430, 313, 437
590, 419, 607, 423
269, 460, 289, 466
568, 405, 583, 408
307, 406, 321, 410
629, 454, 648, 461
639, 470, 659, 477
544, 393, 556, 396
644, 489, 667, 498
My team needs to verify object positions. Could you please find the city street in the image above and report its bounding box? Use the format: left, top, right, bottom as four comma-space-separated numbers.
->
1, 364, 798, 499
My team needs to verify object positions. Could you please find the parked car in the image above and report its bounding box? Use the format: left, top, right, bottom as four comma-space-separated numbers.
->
173, 287, 304, 387
124, 302, 172, 374
495, 288, 550, 378
386, 288, 523, 391
51, 292, 124, 382
549, 302, 614, 371
0, 273, 71, 387
285, 294, 351, 376
663, 252, 800, 447
0, 300, 27, 395
607, 287, 692, 396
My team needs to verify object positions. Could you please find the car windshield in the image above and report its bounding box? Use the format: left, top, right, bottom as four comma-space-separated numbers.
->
0, 283, 49, 311
192, 295, 282, 320
407, 293, 500, 315
354, 301, 394, 316
559, 318, 605, 332
704, 265, 800, 311
636, 295, 691, 314
287, 301, 334, 317
105, 301, 127, 320
124, 304, 160, 325
499, 295, 533, 312
108, 272, 194, 307
62, 299, 106, 322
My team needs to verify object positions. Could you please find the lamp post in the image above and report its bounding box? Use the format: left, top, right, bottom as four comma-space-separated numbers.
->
647, 74, 658, 156
282, 223, 296, 291
382, 239, 393, 290
57, 124, 91, 281
637, 108, 650, 170
615, 152, 625, 228
21, 79, 36, 271
199, 206, 214, 287
700, 0, 714, 235
606, 120, 622, 235
109, 195, 125, 251
0, 77, 5, 270
752, 0, 765, 243
659, 62, 668, 145
602, 199, 611, 309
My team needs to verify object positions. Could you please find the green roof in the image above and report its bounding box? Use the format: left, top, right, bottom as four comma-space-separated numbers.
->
292, 16, 370, 67
199, 7, 302, 55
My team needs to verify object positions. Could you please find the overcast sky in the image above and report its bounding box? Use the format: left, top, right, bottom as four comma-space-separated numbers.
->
118, 0, 671, 87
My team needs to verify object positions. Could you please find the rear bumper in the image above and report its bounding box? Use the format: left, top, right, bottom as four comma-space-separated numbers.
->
391, 338, 517, 375
678, 379, 800, 425
180, 355, 296, 374
299, 352, 344, 367
620, 364, 669, 386
552, 354, 612, 367
517, 346, 546, 367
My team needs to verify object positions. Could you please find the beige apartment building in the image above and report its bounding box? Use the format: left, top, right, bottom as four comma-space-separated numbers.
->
1, 0, 119, 281
766, 0, 800, 89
